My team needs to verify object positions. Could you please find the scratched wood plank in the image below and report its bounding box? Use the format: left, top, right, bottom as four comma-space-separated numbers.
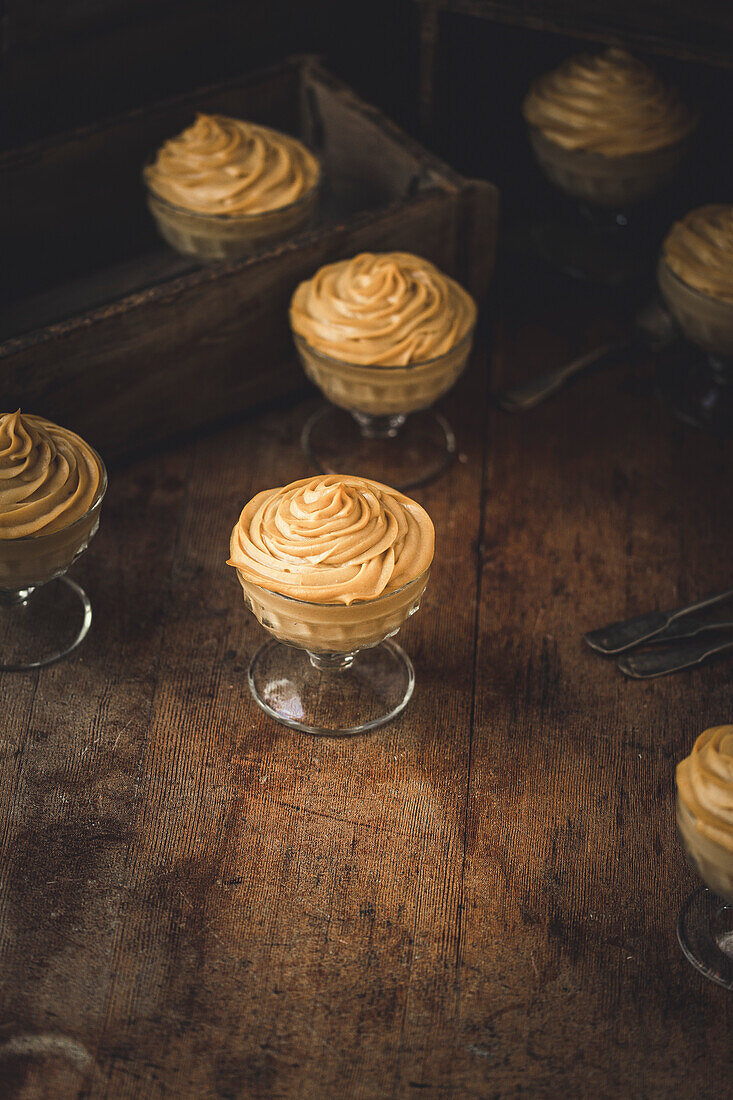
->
1, 279, 732, 1098
0, 445, 194, 1097
452, 280, 733, 1098
85, 343, 487, 1098
0, 336, 487, 1096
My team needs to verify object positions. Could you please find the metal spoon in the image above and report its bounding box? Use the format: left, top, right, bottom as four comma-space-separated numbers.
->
584, 587, 733, 656
497, 299, 676, 413
618, 635, 733, 679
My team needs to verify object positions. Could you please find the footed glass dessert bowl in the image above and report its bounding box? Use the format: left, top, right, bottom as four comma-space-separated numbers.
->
144, 113, 321, 262
290, 252, 476, 490
0, 411, 107, 670
527, 127, 690, 211
228, 474, 434, 735
657, 206, 733, 434
523, 48, 696, 283
676, 725, 733, 989
145, 183, 320, 262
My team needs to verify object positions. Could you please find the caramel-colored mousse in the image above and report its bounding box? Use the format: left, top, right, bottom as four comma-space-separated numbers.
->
523, 48, 695, 156
677, 725, 733, 903
228, 474, 434, 653
662, 205, 733, 303
290, 252, 476, 416
145, 113, 319, 216
0, 411, 106, 589
658, 206, 733, 357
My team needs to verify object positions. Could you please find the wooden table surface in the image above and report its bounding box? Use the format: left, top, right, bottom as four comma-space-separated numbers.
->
2, 275, 732, 1099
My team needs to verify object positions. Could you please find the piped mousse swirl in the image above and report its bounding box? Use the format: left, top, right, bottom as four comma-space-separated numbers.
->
144, 113, 320, 216
523, 48, 696, 156
0, 411, 104, 539
290, 252, 477, 366
677, 725, 733, 853
662, 205, 733, 303
228, 474, 434, 605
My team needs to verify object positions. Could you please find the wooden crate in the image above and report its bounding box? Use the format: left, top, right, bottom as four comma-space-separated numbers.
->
0, 55, 499, 461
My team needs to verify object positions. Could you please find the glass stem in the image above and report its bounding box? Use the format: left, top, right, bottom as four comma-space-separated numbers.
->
579, 203, 628, 230
709, 356, 733, 386
0, 587, 35, 608
351, 411, 406, 440
308, 651, 356, 672
711, 901, 733, 957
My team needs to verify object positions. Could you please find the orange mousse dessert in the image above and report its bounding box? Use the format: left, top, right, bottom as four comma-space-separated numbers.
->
228, 474, 434, 653
290, 252, 476, 416
144, 113, 320, 260
0, 410, 106, 590
658, 205, 733, 358
677, 725, 733, 903
523, 48, 696, 206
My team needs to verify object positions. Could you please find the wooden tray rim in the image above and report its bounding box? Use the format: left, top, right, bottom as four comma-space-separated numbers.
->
0, 53, 484, 359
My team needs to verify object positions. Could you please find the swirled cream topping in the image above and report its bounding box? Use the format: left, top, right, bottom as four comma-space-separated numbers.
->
0, 411, 104, 538
662, 205, 733, 303
677, 726, 733, 852
228, 475, 434, 605
523, 48, 696, 156
290, 252, 476, 366
144, 113, 320, 216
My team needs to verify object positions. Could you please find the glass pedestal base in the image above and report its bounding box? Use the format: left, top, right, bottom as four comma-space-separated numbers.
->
0, 575, 92, 671
248, 638, 415, 736
301, 404, 456, 491
677, 886, 733, 989
656, 349, 733, 435
531, 206, 657, 287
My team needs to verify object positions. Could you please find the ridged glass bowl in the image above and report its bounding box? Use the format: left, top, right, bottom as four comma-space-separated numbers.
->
657, 259, 733, 433
293, 328, 474, 417
293, 328, 475, 491
658, 260, 733, 358
234, 566, 430, 736
144, 166, 321, 263
676, 793, 733, 989
0, 452, 107, 670
528, 128, 689, 209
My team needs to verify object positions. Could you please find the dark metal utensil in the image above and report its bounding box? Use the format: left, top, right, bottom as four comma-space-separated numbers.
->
497, 338, 628, 412
639, 617, 733, 644
618, 635, 733, 679
584, 587, 733, 656
497, 299, 676, 413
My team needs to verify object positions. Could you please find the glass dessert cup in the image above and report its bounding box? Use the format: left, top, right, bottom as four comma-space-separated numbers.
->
528, 128, 689, 284
657, 260, 733, 435
236, 568, 430, 736
529, 128, 687, 209
0, 459, 107, 671
294, 330, 474, 491
676, 795, 733, 989
144, 171, 321, 263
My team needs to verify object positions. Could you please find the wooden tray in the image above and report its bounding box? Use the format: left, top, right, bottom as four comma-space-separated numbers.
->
0, 55, 499, 461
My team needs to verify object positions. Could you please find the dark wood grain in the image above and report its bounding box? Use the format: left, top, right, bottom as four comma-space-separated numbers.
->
0, 283, 731, 1096
415, 0, 733, 68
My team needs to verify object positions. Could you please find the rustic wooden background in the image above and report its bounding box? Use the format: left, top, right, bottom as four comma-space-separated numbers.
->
0, 0, 420, 149
1, 269, 731, 1097
5, 0, 732, 150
